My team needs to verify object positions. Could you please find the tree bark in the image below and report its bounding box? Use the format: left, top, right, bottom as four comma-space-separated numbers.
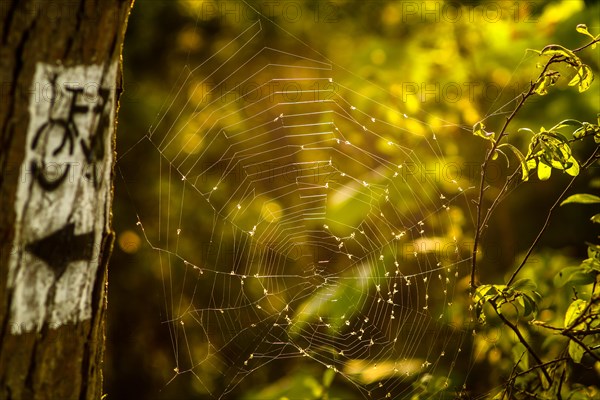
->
0, 1, 133, 399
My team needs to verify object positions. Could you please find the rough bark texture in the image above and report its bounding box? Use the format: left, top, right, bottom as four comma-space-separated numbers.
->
0, 1, 133, 399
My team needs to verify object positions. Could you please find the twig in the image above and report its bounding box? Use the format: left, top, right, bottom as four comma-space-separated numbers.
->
503, 351, 526, 400
505, 180, 577, 286
470, 50, 563, 289
533, 279, 600, 364
573, 37, 600, 52
505, 355, 569, 398
556, 367, 565, 400
513, 388, 545, 399
533, 321, 600, 336
481, 123, 599, 236
510, 357, 569, 382
563, 332, 600, 363
480, 168, 522, 235
492, 300, 553, 384
564, 277, 599, 333
471, 35, 600, 289
506, 147, 600, 286
471, 89, 533, 289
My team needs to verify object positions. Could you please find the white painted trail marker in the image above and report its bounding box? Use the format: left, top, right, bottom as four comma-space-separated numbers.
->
7, 62, 118, 333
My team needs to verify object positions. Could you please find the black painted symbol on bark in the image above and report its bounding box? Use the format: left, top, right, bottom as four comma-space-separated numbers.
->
31, 75, 111, 191
25, 223, 95, 280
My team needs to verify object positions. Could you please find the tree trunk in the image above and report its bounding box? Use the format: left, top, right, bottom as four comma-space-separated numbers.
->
0, 1, 133, 399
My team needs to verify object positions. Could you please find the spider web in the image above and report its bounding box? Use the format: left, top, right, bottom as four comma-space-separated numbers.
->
118, 14, 496, 400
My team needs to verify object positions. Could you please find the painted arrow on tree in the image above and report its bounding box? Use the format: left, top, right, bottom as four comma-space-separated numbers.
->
25, 222, 95, 280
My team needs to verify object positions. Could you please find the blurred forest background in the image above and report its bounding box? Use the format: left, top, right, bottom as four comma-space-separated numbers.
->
106, 0, 599, 399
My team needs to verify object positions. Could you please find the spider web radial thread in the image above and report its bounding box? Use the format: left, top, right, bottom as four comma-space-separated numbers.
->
123, 18, 478, 400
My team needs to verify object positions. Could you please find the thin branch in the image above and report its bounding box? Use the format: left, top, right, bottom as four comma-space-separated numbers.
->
471, 35, 600, 289
513, 388, 545, 399
573, 37, 600, 53
503, 351, 526, 400
556, 367, 565, 400
481, 119, 599, 237
470, 51, 563, 289
564, 277, 599, 333
492, 300, 553, 384
506, 147, 600, 286
532, 278, 600, 364
563, 332, 600, 363
505, 181, 577, 286
567, 130, 599, 144
480, 168, 522, 236
533, 322, 600, 336
471, 90, 533, 288
508, 357, 569, 383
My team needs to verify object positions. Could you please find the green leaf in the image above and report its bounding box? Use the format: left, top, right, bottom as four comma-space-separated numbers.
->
560, 194, 600, 206
554, 266, 596, 287
551, 119, 583, 130
568, 66, 584, 87
569, 339, 585, 363
573, 122, 600, 139
570, 390, 598, 400
580, 65, 594, 92
576, 24, 596, 41
474, 284, 499, 303
497, 143, 529, 181
569, 64, 594, 93
538, 42, 593, 93
565, 156, 580, 176
537, 161, 552, 180
473, 122, 494, 141
518, 127, 536, 135
580, 256, 600, 273
565, 299, 586, 328
494, 148, 511, 166
539, 138, 572, 170
587, 244, 600, 259
533, 72, 559, 95
540, 44, 578, 62
591, 214, 600, 224
512, 278, 537, 291
522, 296, 533, 317
521, 294, 537, 318
542, 130, 569, 143
569, 271, 595, 286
